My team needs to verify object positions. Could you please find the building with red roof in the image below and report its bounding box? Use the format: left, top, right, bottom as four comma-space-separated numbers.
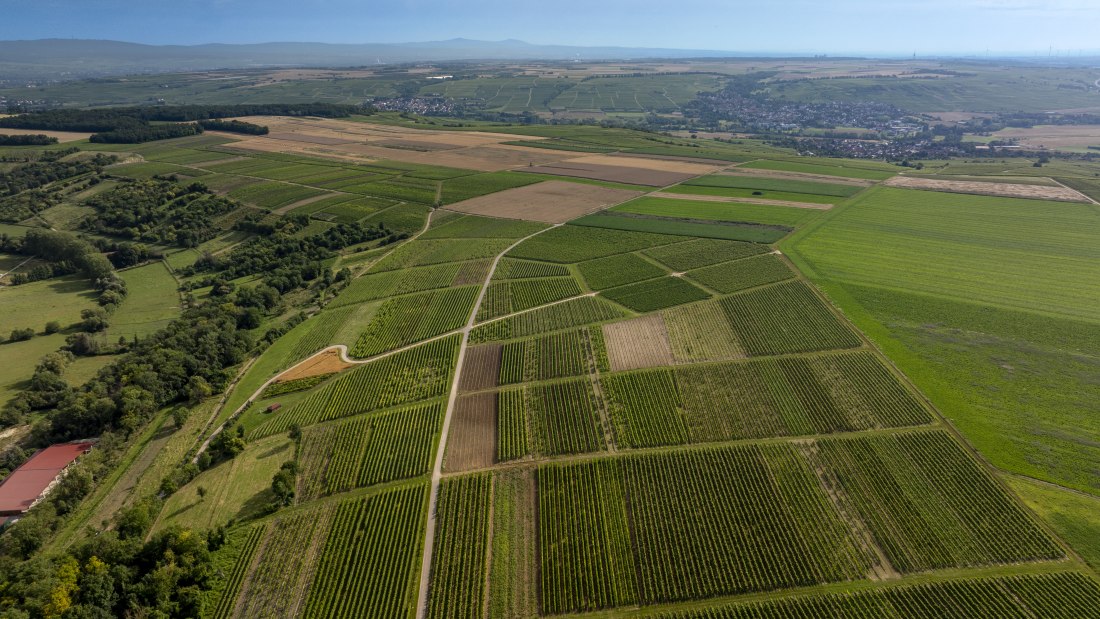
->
0, 442, 94, 517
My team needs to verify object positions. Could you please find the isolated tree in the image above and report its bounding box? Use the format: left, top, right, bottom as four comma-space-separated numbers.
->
197, 486, 207, 501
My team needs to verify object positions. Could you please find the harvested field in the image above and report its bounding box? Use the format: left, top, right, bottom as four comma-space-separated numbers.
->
720, 167, 876, 187
0, 127, 92, 142
987, 124, 1100, 151
603, 314, 675, 371
275, 348, 353, 382
445, 180, 643, 223
444, 392, 497, 472
523, 159, 706, 187
649, 191, 832, 210
576, 155, 720, 175
459, 344, 503, 392
884, 175, 1090, 202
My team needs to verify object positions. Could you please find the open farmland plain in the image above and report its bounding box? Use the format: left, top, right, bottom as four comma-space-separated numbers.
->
3, 112, 1099, 619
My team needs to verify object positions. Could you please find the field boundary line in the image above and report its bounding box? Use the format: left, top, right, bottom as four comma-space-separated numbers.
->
416, 223, 561, 619
1049, 177, 1099, 205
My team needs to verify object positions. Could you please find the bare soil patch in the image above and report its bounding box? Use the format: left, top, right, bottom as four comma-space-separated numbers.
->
0, 127, 92, 142
886, 175, 1089, 202
447, 180, 642, 224
612, 152, 737, 166
444, 392, 498, 472
603, 314, 675, 371
719, 167, 875, 187
276, 349, 353, 382
650, 191, 832, 210
459, 344, 502, 392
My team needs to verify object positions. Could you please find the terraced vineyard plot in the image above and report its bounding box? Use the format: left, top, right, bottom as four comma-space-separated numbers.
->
373, 238, 515, 272
644, 238, 770, 271
477, 277, 582, 321
488, 469, 538, 617
493, 257, 569, 280
538, 460, 638, 614
539, 444, 871, 612
499, 329, 591, 385
209, 525, 267, 619
298, 403, 442, 498
234, 508, 333, 618
497, 389, 531, 462
503, 379, 606, 456
719, 281, 861, 355
426, 474, 492, 619
470, 296, 627, 343
603, 351, 930, 446
686, 253, 795, 293
663, 301, 746, 362
459, 343, 502, 392
331, 262, 462, 307
351, 286, 478, 357
304, 485, 427, 619
287, 305, 356, 361
578, 252, 666, 290
251, 336, 458, 437
445, 393, 498, 472
602, 276, 710, 312
809, 430, 1063, 573
648, 572, 1100, 619
507, 224, 681, 263
228, 181, 329, 209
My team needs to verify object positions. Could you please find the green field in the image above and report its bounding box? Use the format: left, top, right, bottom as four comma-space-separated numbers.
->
612, 196, 823, 227
107, 261, 181, 339
572, 213, 790, 243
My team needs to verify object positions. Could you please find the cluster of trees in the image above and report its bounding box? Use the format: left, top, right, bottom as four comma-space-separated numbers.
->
83, 179, 238, 247
196, 119, 269, 135
1, 103, 360, 144
187, 216, 393, 293
0, 150, 113, 199
0, 134, 57, 146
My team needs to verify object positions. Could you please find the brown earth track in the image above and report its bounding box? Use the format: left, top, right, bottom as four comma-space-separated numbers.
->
445, 180, 643, 224
459, 344, 503, 392
603, 314, 676, 371
443, 392, 498, 472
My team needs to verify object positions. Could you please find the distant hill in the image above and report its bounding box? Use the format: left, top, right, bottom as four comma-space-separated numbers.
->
0, 38, 751, 81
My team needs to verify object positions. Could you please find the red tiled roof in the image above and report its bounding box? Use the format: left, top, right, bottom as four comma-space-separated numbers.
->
0, 442, 93, 515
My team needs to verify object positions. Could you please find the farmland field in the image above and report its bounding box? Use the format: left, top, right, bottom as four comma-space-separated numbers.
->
4, 106, 1099, 619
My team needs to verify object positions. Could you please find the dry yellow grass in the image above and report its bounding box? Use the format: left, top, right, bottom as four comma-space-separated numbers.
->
885, 175, 1089, 202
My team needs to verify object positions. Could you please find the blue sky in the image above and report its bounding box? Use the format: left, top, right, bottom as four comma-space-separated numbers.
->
4, 0, 1098, 55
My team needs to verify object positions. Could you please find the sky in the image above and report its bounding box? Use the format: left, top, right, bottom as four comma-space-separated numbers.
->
3, 0, 1099, 56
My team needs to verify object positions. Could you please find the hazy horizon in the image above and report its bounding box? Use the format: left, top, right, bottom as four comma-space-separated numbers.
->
4, 0, 1100, 57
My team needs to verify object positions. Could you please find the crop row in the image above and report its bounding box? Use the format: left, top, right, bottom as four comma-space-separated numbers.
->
298, 403, 442, 499
331, 262, 462, 307
577, 252, 666, 290
506, 224, 681, 264
810, 430, 1063, 573
303, 485, 427, 618
287, 304, 356, 360
426, 474, 493, 619
602, 276, 710, 312
494, 257, 569, 280
651, 572, 1100, 619
373, 238, 515, 272
643, 238, 769, 271
210, 524, 267, 619
228, 181, 328, 209
477, 277, 583, 321
522, 379, 605, 456
250, 335, 458, 438
499, 329, 593, 385
573, 214, 789, 243
351, 286, 478, 357
718, 281, 862, 355
497, 389, 529, 462
602, 351, 931, 447
538, 442, 869, 613
439, 172, 542, 204
682, 173, 862, 197
686, 253, 795, 294
236, 508, 334, 618
422, 214, 545, 239
470, 296, 627, 343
